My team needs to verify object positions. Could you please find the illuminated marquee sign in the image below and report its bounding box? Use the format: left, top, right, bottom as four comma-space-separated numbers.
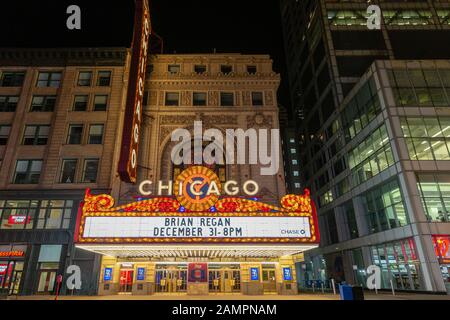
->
118, 0, 151, 183
75, 167, 320, 245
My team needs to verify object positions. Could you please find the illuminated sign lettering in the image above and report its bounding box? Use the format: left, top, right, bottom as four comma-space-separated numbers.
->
250, 268, 259, 281
0, 251, 25, 258
8, 216, 31, 225
118, 0, 151, 183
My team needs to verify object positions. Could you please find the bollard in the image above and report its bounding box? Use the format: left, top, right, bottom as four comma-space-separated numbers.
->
390, 280, 395, 296
321, 282, 325, 294
331, 279, 336, 295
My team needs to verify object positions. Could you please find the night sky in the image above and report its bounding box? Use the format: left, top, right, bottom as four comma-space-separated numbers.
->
0, 0, 289, 107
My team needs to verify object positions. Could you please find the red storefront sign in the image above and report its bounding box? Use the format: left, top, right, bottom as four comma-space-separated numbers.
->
0, 251, 25, 258
118, 0, 151, 183
188, 263, 208, 283
8, 215, 31, 225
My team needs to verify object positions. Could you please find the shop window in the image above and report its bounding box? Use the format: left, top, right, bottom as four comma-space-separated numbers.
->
82, 159, 99, 183
67, 125, 83, 145
37, 201, 73, 230
13, 160, 42, 184
0, 96, 19, 112
77, 71, 92, 87
433, 236, 450, 263
93, 95, 108, 111
0, 72, 25, 87
88, 124, 104, 145
0, 125, 11, 145
60, 159, 77, 184
30, 96, 57, 112
22, 125, 50, 146
73, 95, 88, 111
0, 200, 37, 230
97, 71, 111, 86
36, 72, 62, 88
193, 92, 207, 106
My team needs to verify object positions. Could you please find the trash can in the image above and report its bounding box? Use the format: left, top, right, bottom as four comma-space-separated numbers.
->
352, 286, 365, 301
339, 284, 353, 300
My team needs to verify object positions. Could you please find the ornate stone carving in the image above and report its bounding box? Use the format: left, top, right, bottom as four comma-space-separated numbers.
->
149, 91, 158, 105
265, 90, 274, 106
242, 91, 251, 106
247, 113, 273, 128
160, 115, 197, 125
208, 91, 219, 106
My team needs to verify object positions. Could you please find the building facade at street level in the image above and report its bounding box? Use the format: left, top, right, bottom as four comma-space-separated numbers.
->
280, 0, 450, 293
0, 48, 133, 295
79, 54, 319, 296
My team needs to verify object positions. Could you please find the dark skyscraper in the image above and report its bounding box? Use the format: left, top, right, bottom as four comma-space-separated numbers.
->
280, 0, 450, 293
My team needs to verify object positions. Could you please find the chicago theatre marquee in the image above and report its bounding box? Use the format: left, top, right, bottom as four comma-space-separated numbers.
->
74, 53, 320, 296
75, 167, 319, 296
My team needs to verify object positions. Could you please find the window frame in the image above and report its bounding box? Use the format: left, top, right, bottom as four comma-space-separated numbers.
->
220, 92, 234, 107
22, 125, 50, 146
88, 124, 105, 145
82, 158, 100, 183
13, 159, 43, 184
66, 124, 84, 145
60, 159, 78, 184
77, 71, 93, 87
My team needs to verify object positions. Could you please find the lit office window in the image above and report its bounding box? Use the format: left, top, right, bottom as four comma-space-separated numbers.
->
292, 159, 298, 165
362, 180, 409, 234
13, 160, 43, 184
417, 174, 450, 222
401, 117, 450, 161
290, 148, 297, 154
294, 183, 301, 189
293, 171, 299, 177
23, 125, 50, 145
36, 72, 62, 88
0, 96, 19, 112
0, 200, 38, 230
30, 96, 57, 112
77, 71, 92, 87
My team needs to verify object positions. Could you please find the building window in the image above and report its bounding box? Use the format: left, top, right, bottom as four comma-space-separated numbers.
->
23, 125, 50, 145
293, 171, 299, 177
417, 174, 450, 222
168, 65, 180, 74
36, 72, 62, 88
97, 71, 112, 86
37, 201, 73, 229
251, 92, 264, 106
88, 124, 104, 145
294, 183, 301, 189
193, 92, 207, 106
247, 66, 257, 74
165, 92, 180, 106
289, 138, 295, 144
0, 125, 11, 145
93, 95, 108, 111
0, 96, 19, 112
290, 148, 297, 154
67, 125, 83, 145
292, 159, 298, 165
342, 201, 359, 240
194, 65, 207, 74
220, 92, 234, 107
220, 65, 233, 75
0, 200, 38, 230
73, 95, 88, 111
325, 210, 339, 245
401, 117, 450, 161
30, 96, 57, 112
0, 72, 25, 87
13, 160, 43, 184
363, 179, 409, 234
77, 71, 92, 87
60, 159, 77, 184
82, 159, 99, 183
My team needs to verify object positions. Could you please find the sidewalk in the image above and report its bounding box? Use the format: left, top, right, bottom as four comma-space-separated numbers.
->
7, 292, 450, 301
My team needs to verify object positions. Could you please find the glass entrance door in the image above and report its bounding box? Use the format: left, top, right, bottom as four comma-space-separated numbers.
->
209, 268, 241, 293
37, 270, 57, 294
262, 269, 277, 293
155, 268, 187, 293
119, 269, 134, 293
9, 262, 23, 295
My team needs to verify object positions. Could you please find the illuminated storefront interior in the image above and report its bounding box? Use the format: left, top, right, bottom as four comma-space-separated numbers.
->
75, 166, 319, 295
